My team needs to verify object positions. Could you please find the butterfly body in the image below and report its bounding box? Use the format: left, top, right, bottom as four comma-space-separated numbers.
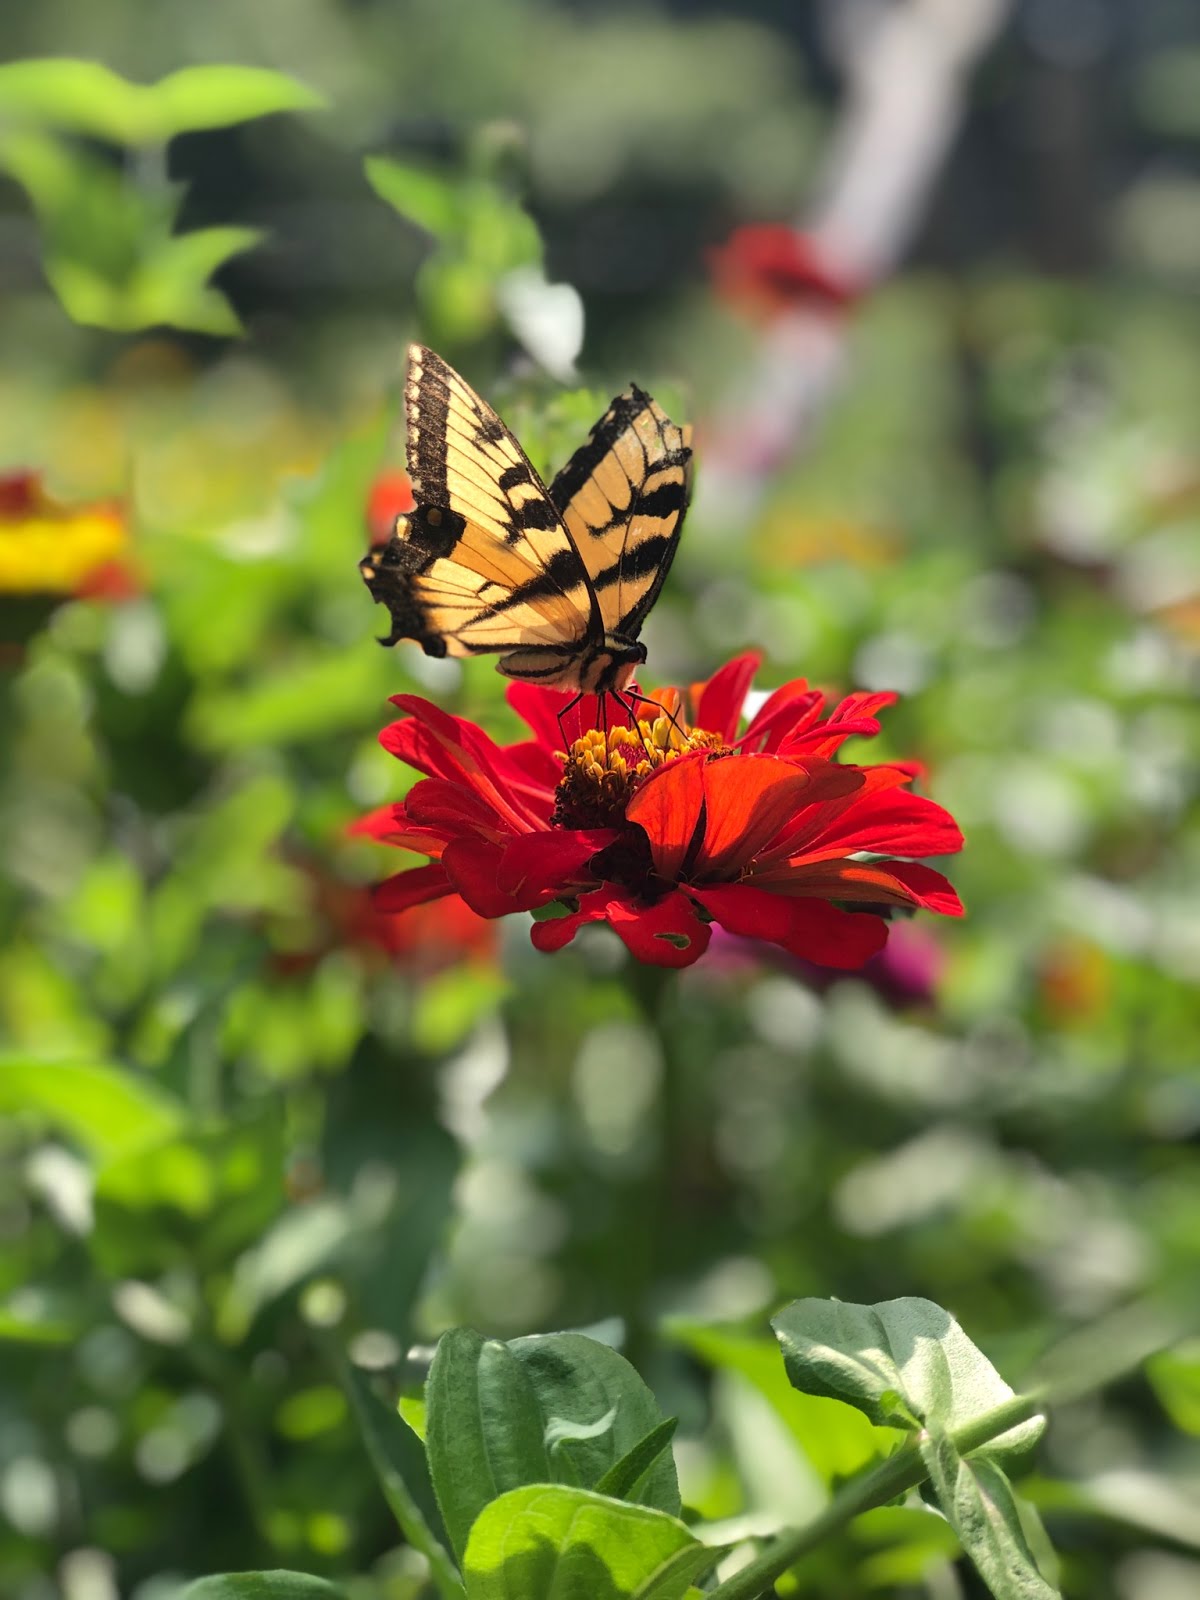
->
360, 345, 691, 694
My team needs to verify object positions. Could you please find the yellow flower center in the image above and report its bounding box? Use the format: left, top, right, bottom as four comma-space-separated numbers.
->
552, 714, 726, 829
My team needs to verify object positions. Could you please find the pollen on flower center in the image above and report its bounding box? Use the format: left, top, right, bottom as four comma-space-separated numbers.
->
552, 715, 726, 830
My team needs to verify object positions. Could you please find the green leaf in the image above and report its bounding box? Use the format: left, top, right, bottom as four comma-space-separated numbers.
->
462, 1485, 718, 1600
595, 1418, 679, 1503
772, 1297, 1044, 1456
0, 1058, 182, 1161
920, 1433, 1061, 1600
180, 1575, 345, 1600
509, 1332, 682, 1515
426, 1328, 551, 1564
0, 59, 324, 144
124, 225, 262, 335
150, 66, 326, 139
1148, 1340, 1200, 1435
364, 156, 461, 238
339, 1360, 464, 1600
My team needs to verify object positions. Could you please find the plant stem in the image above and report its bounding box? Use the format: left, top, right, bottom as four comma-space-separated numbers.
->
625, 960, 681, 1372
707, 1390, 1045, 1600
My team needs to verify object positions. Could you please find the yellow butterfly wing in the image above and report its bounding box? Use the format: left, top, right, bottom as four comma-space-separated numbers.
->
361, 345, 601, 680
548, 387, 692, 643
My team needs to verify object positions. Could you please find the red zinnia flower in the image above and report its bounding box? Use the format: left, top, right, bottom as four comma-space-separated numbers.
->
708, 226, 862, 321
354, 654, 963, 972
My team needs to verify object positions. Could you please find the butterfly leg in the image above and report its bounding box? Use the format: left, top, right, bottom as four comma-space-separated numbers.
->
623, 684, 687, 743
555, 691, 586, 756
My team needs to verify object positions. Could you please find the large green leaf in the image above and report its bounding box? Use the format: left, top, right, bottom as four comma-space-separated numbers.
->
462, 1485, 718, 1600
0, 1057, 182, 1161
508, 1332, 682, 1515
0, 59, 324, 144
772, 1297, 1044, 1456
426, 1328, 551, 1564
181, 1575, 344, 1600
921, 1433, 1060, 1600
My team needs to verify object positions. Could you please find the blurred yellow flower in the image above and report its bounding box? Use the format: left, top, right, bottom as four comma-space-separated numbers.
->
0, 472, 132, 597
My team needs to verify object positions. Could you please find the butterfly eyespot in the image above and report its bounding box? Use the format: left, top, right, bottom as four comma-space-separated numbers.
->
426, 507, 443, 526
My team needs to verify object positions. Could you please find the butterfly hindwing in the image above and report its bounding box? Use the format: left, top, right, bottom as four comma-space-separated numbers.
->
549, 387, 692, 642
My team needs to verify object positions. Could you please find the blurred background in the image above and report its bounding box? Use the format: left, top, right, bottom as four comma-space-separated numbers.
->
1, 2, 1199, 1598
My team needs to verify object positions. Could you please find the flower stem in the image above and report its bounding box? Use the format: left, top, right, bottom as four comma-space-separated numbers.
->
625, 960, 683, 1372
706, 1390, 1045, 1600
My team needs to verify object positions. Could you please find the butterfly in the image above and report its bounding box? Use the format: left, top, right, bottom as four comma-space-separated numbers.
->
360, 344, 692, 702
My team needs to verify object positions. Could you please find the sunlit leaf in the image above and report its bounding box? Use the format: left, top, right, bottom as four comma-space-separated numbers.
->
0, 1058, 182, 1161
0, 59, 324, 144
462, 1486, 718, 1600
772, 1297, 1045, 1456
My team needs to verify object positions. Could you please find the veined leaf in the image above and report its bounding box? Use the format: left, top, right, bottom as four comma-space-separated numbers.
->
772, 1297, 1044, 1457
921, 1432, 1061, 1600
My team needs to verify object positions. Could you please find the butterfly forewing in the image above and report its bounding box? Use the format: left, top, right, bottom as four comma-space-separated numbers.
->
549, 387, 692, 642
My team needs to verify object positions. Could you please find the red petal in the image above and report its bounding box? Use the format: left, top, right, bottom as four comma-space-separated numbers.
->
405, 778, 509, 841
504, 739, 564, 801
529, 897, 608, 954
606, 890, 712, 968
530, 888, 711, 968
350, 802, 449, 857
740, 680, 822, 753
756, 765, 902, 864
506, 683, 633, 753
775, 859, 965, 917
625, 754, 706, 881
373, 863, 454, 913
694, 756, 820, 879
796, 789, 964, 863
384, 696, 542, 832
440, 835, 534, 916
693, 883, 887, 969
495, 827, 615, 897
693, 652, 761, 742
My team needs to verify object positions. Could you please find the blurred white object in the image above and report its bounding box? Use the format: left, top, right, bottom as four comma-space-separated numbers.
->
497, 264, 585, 381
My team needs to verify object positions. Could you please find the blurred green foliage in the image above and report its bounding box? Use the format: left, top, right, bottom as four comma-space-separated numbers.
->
1, 4, 1199, 1600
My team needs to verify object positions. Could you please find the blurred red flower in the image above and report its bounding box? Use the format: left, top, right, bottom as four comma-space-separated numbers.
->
365, 468, 416, 548
708, 225, 862, 320
275, 854, 497, 978
355, 654, 963, 971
